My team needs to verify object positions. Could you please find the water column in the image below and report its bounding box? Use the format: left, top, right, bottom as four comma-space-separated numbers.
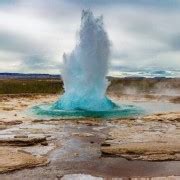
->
53, 10, 116, 111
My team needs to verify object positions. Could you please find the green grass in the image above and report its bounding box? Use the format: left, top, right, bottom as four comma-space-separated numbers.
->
0, 79, 64, 94
0, 77, 179, 94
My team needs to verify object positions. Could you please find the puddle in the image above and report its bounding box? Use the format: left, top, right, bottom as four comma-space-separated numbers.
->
61, 174, 180, 180
28, 99, 180, 120
118, 100, 180, 115
0, 95, 179, 179
61, 174, 103, 180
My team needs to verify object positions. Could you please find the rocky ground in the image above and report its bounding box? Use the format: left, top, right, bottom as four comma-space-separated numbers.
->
0, 93, 179, 179
101, 112, 180, 161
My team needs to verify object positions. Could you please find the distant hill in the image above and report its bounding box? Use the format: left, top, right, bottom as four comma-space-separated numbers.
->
0, 73, 61, 79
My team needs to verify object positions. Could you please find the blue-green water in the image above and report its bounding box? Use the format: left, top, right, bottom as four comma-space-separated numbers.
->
30, 10, 144, 119
30, 102, 143, 119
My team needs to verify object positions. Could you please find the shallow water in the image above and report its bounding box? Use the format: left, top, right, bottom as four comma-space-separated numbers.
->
29, 98, 180, 119
61, 174, 180, 180
30, 102, 143, 119
119, 100, 180, 114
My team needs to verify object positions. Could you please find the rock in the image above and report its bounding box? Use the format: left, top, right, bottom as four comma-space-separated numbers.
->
101, 112, 180, 161
170, 96, 180, 103
0, 136, 47, 146
142, 112, 180, 122
56, 175, 63, 179
0, 120, 22, 126
41, 142, 48, 146
74, 153, 79, 157
0, 120, 23, 130
0, 125, 6, 130
2, 107, 14, 111
22, 143, 56, 156
0, 147, 48, 173
32, 119, 45, 123
14, 135, 28, 138
101, 143, 111, 147
72, 133, 94, 137
61, 174, 103, 180
101, 143, 180, 161
76, 120, 101, 126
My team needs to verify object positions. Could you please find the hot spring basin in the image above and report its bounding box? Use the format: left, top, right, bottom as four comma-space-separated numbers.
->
30, 103, 143, 119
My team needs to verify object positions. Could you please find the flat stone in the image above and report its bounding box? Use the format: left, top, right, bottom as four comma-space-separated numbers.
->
101, 112, 180, 161
0, 135, 47, 146
101, 142, 180, 161
72, 133, 94, 137
170, 96, 180, 103
0, 125, 6, 130
0, 120, 23, 130
41, 141, 48, 146
0, 147, 49, 173
76, 120, 101, 126
14, 135, 28, 138
2, 107, 14, 111
61, 174, 103, 180
0, 120, 22, 126
142, 112, 180, 122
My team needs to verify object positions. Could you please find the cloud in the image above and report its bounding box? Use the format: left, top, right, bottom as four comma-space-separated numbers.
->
0, 32, 38, 54
103, 5, 180, 70
0, 0, 18, 6
0, 1, 78, 73
0, 0, 180, 74
66, 0, 180, 9
19, 55, 62, 74
168, 34, 180, 51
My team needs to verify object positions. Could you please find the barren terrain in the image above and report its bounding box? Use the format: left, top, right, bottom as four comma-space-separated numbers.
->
0, 78, 179, 179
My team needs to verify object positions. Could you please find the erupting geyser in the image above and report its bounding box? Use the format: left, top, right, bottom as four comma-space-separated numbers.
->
53, 10, 116, 111
32, 10, 142, 118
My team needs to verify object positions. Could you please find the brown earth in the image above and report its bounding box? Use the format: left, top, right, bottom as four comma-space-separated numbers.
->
101, 112, 180, 161
0, 147, 48, 173
0, 135, 47, 146
0, 79, 179, 178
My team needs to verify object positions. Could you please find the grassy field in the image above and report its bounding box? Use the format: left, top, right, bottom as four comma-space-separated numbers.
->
0, 77, 179, 94
0, 79, 64, 94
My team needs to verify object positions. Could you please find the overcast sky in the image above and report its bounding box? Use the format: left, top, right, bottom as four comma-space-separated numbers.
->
0, 0, 180, 74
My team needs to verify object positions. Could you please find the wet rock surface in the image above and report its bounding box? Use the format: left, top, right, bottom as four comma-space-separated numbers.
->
61, 174, 103, 180
101, 112, 180, 161
0, 135, 47, 146
0, 94, 180, 179
0, 120, 22, 130
61, 174, 180, 180
0, 147, 48, 173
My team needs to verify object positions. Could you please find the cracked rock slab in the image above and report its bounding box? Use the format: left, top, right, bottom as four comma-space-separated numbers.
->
101, 142, 180, 161
0, 120, 22, 130
0, 135, 47, 146
0, 147, 48, 173
101, 112, 180, 161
